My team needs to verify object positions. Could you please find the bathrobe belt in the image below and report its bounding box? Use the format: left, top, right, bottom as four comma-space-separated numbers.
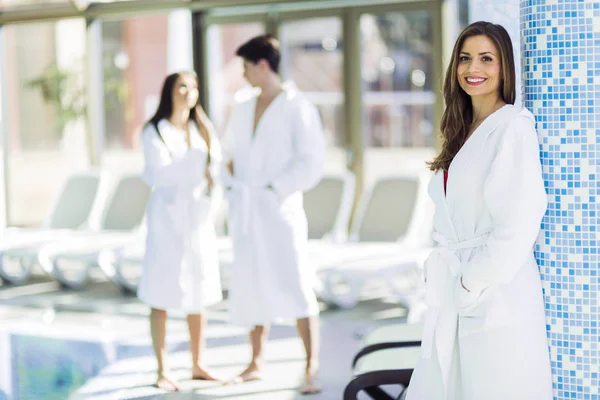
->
422, 231, 490, 395
228, 180, 268, 236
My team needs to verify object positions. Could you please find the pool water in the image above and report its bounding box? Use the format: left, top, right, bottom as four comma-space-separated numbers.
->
11, 335, 109, 400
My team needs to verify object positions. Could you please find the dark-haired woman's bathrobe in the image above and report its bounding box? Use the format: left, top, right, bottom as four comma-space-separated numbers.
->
138, 119, 223, 312
405, 105, 553, 400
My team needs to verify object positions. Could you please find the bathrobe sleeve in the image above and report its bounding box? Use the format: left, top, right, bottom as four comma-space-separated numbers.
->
221, 106, 237, 166
219, 106, 238, 188
270, 99, 326, 199
207, 129, 223, 181
141, 124, 208, 188
460, 116, 547, 293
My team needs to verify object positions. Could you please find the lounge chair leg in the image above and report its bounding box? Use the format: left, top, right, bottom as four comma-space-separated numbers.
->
319, 270, 336, 305
365, 386, 395, 399
345, 370, 414, 400
319, 270, 358, 309
344, 382, 395, 400
0, 258, 33, 285
343, 378, 363, 400
120, 286, 136, 296
344, 371, 409, 400
396, 388, 408, 400
52, 256, 91, 290
345, 277, 362, 308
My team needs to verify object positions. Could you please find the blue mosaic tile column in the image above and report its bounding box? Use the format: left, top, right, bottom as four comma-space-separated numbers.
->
521, 1, 600, 398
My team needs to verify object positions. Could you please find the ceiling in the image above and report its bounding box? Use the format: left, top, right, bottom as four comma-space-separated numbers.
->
0, 0, 435, 25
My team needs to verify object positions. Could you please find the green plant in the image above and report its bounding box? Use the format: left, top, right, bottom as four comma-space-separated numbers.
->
26, 62, 86, 134
26, 55, 130, 134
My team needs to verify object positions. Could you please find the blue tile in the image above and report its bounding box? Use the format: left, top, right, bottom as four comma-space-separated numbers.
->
522, 0, 600, 397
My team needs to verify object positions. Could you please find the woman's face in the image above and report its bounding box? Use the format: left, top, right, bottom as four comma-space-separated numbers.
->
456, 35, 502, 100
172, 73, 199, 110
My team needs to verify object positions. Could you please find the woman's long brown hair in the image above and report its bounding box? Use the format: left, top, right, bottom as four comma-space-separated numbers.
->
148, 71, 215, 164
428, 21, 516, 172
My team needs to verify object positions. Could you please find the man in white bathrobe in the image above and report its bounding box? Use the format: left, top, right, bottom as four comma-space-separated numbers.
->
221, 34, 326, 395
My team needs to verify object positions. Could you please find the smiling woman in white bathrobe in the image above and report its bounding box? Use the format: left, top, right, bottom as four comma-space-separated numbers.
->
405, 22, 553, 400
137, 72, 223, 392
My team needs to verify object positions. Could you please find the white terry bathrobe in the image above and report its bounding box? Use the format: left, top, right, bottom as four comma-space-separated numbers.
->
137, 119, 223, 312
405, 105, 553, 400
222, 83, 326, 326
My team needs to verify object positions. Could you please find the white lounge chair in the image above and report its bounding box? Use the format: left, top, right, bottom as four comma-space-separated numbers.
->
317, 173, 434, 315
30, 175, 151, 289
0, 170, 109, 285
344, 343, 421, 400
352, 323, 423, 368
350, 174, 432, 245
344, 323, 424, 400
304, 172, 355, 242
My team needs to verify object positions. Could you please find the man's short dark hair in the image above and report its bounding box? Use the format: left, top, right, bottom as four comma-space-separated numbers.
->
236, 34, 280, 73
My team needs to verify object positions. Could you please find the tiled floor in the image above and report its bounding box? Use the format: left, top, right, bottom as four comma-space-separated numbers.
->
0, 271, 410, 400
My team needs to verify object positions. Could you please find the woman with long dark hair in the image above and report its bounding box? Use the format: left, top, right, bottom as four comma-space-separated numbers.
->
137, 71, 222, 391
405, 22, 552, 399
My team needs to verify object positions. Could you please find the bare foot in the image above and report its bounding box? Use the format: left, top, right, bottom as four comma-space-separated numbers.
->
192, 365, 219, 381
226, 363, 263, 385
300, 371, 321, 395
156, 373, 180, 392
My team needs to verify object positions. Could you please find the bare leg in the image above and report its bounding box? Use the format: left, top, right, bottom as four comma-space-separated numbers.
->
187, 313, 218, 380
150, 308, 179, 391
296, 315, 321, 395
232, 325, 270, 383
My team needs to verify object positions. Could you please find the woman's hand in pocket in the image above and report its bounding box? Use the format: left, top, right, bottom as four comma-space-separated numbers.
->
455, 275, 485, 315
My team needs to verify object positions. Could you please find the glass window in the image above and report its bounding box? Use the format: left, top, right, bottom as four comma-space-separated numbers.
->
361, 11, 435, 148
92, 0, 158, 2
0, 0, 69, 8
3, 19, 88, 227
280, 17, 345, 150
206, 22, 265, 134
100, 11, 193, 178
